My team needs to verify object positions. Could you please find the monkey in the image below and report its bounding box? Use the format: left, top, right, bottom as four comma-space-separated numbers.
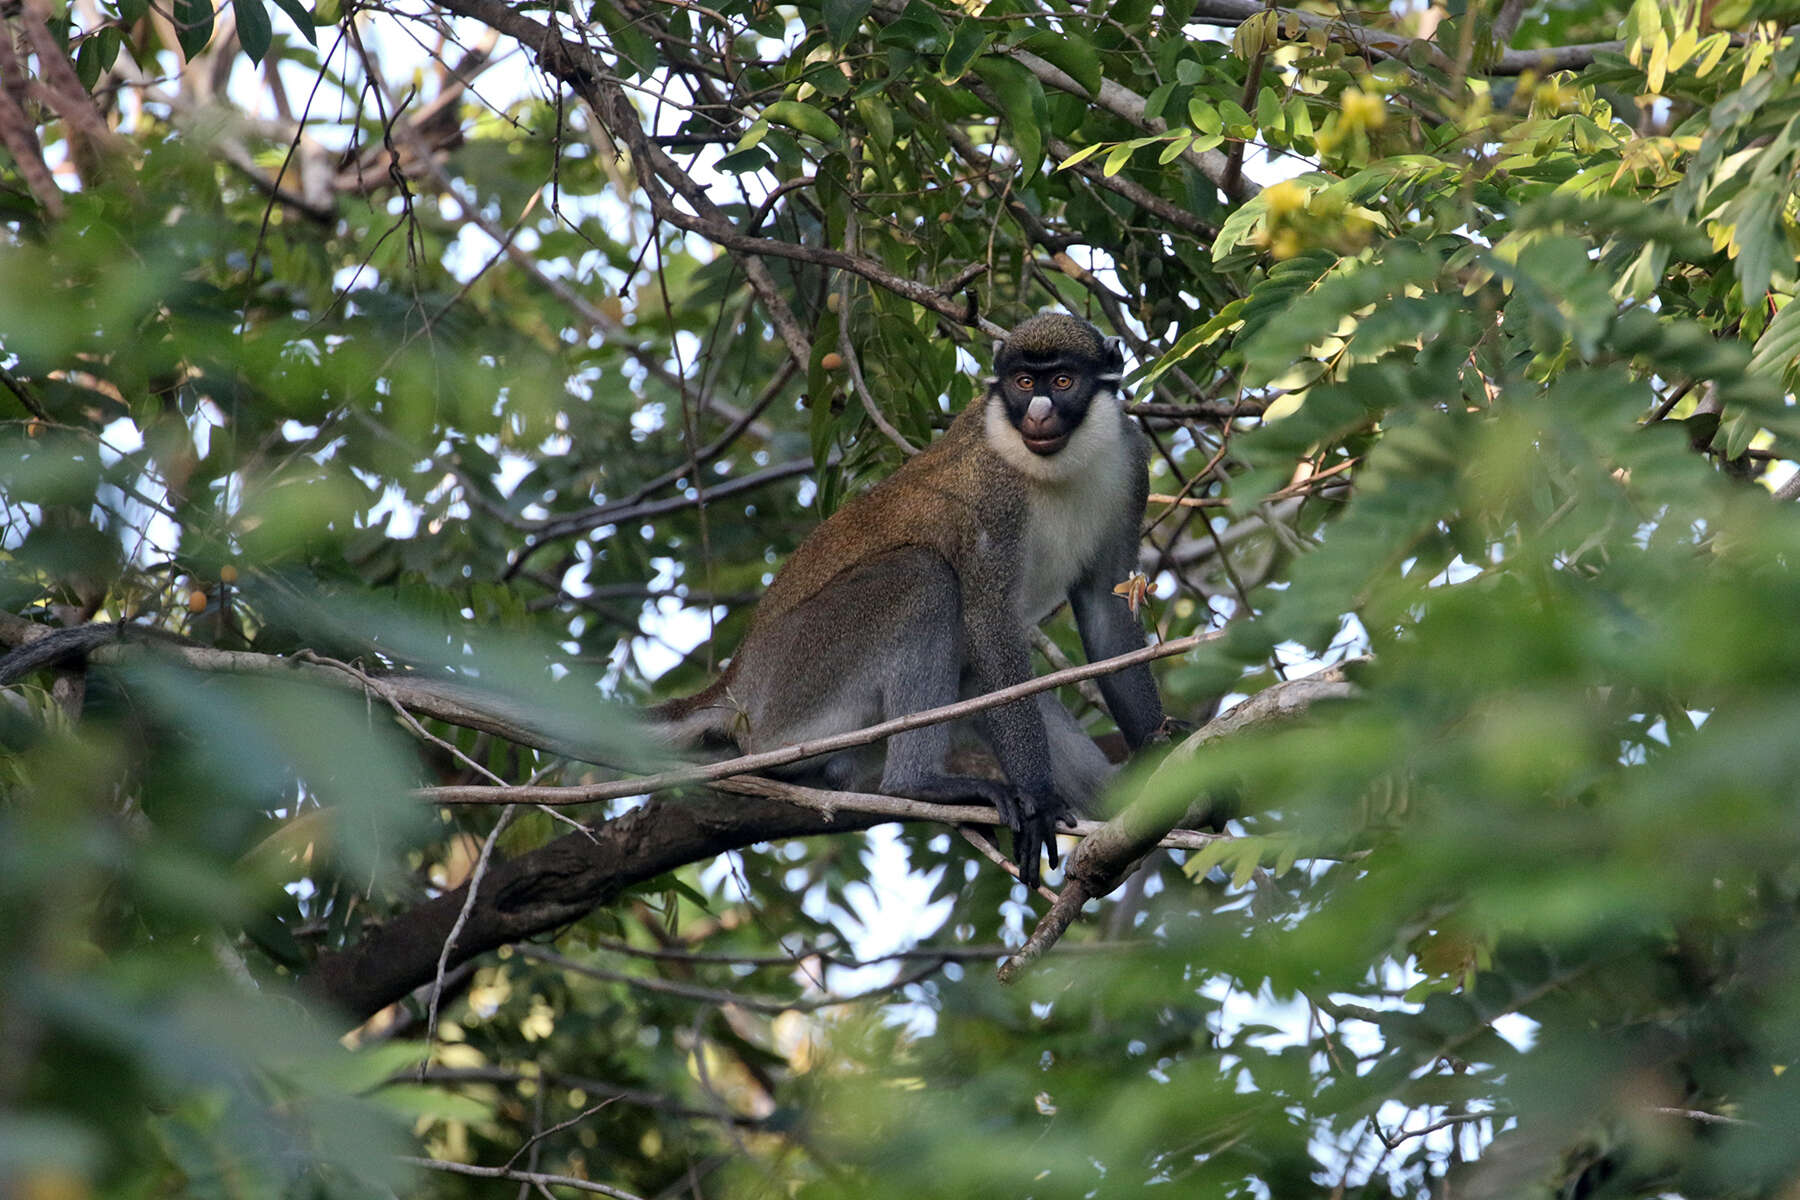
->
0, 316, 1166, 886
655, 311, 1165, 889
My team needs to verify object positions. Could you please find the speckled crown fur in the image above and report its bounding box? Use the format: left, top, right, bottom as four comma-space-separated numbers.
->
999, 312, 1107, 359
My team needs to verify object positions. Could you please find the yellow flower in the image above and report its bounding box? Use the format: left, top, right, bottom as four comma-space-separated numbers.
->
1341, 87, 1387, 131
1263, 179, 1309, 219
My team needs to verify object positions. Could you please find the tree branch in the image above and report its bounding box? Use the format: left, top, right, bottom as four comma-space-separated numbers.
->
0, 620, 649, 766
306, 788, 888, 1019
1188, 0, 1623, 76
713, 775, 1229, 852
399, 1157, 644, 1200
419, 631, 1221, 806
996, 668, 1357, 982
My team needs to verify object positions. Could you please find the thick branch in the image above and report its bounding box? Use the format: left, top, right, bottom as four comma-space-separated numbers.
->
1188, 0, 1622, 76
307, 788, 885, 1019
1046, 133, 1219, 239
996, 668, 1357, 982
307, 748, 1229, 1020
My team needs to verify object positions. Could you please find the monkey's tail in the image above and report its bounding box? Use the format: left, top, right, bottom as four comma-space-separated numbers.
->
647, 670, 742, 752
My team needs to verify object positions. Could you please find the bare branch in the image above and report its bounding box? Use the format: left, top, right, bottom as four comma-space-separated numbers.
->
513, 943, 949, 1014
997, 669, 1358, 982
713, 775, 1229, 852
1188, 0, 1623, 76
399, 1157, 645, 1200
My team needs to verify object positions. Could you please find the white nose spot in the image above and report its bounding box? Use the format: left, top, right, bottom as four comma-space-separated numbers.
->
1027, 396, 1053, 422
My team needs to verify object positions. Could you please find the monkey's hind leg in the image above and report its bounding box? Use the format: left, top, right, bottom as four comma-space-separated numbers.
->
868, 551, 1050, 884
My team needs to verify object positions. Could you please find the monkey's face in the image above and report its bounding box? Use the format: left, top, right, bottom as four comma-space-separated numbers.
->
994, 345, 1123, 457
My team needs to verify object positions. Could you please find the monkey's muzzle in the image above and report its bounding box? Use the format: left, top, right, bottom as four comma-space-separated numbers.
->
1020, 423, 1070, 455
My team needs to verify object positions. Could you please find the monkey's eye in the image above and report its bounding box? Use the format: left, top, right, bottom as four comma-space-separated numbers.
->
1014, 374, 1035, 391
1052, 373, 1074, 391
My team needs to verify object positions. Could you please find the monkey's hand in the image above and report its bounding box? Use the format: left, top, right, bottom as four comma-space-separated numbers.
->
996, 789, 1074, 893
892, 773, 1064, 891
1149, 715, 1195, 745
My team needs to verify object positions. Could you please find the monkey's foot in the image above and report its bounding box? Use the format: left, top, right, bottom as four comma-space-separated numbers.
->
889, 773, 1063, 890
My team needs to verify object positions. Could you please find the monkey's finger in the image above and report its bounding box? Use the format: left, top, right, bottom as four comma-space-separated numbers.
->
991, 791, 1022, 832
1013, 825, 1043, 890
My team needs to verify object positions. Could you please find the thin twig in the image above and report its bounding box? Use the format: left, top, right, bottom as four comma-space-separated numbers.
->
400, 1157, 645, 1200
514, 944, 950, 1014
422, 805, 518, 1069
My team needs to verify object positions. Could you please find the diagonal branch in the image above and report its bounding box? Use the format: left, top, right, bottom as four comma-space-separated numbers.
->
996, 667, 1357, 982
430, 0, 991, 340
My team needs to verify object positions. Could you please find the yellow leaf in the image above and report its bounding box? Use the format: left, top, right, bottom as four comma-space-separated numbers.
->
1694, 32, 1729, 78
1667, 23, 1698, 71
1646, 30, 1669, 93
1229, 847, 1260, 890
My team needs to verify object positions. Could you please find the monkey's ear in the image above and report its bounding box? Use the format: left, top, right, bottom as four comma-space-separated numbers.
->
1104, 337, 1125, 371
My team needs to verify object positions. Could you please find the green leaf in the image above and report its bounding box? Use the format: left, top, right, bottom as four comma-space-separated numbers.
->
1157, 130, 1194, 164
761, 100, 843, 143
74, 34, 105, 89
856, 94, 894, 151
1747, 295, 1800, 385
1239, 245, 1444, 387
1188, 97, 1222, 134
1714, 407, 1758, 458
1181, 836, 1241, 880
822, 0, 873, 47
1286, 93, 1314, 138
1256, 86, 1281, 131
266, 0, 315, 42
1057, 141, 1108, 170
941, 20, 990, 81
235, 0, 271, 63
1725, 181, 1781, 302
1019, 30, 1101, 96
1144, 81, 1175, 122
172, 0, 214, 58
972, 55, 1047, 183
1138, 299, 1244, 387
1211, 196, 1267, 262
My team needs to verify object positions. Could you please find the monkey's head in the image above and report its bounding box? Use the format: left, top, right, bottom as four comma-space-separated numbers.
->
990, 313, 1125, 457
